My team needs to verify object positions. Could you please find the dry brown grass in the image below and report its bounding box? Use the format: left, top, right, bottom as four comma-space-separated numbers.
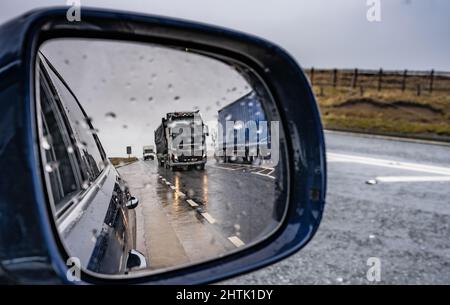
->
109, 157, 139, 167
313, 85, 450, 141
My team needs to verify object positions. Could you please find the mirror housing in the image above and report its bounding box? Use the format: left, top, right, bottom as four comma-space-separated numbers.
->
126, 197, 139, 210
0, 7, 326, 284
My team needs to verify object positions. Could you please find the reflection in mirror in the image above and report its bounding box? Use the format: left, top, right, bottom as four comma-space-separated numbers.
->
36, 39, 287, 277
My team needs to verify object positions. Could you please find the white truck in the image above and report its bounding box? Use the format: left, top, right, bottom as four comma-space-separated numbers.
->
142, 145, 155, 160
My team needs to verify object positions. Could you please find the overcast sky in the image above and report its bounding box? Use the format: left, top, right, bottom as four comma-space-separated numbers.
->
41, 39, 250, 157
2, 0, 450, 71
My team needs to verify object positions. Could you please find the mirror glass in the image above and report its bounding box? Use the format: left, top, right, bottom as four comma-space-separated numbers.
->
36, 38, 287, 277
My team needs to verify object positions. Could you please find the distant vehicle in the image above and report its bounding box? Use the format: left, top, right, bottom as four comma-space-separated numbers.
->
154, 110, 208, 171
217, 91, 270, 164
143, 145, 155, 160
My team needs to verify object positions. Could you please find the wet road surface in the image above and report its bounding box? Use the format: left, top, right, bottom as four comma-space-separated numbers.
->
221, 131, 450, 284
117, 159, 280, 270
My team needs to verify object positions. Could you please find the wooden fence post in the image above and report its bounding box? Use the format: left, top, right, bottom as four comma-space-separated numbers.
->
352, 68, 358, 88
310, 67, 315, 86
416, 84, 421, 96
332, 69, 337, 88
401, 69, 407, 92
429, 69, 434, 94
377, 68, 383, 91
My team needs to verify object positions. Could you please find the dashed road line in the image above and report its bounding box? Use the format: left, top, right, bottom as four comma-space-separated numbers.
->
186, 199, 199, 207
201, 212, 216, 224
228, 236, 245, 247
177, 191, 186, 197
170, 185, 176, 190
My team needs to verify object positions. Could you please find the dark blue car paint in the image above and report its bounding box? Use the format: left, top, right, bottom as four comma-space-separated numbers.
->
0, 7, 326, 284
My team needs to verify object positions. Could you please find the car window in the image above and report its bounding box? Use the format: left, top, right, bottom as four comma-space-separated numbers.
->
39, 68, 80, 207
43, 60, 106, 184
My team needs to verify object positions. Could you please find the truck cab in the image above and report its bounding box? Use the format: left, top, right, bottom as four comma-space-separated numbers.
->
155, 111, 208, 171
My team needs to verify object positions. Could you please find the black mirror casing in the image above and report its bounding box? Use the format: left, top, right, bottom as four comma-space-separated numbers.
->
0, 7, 326, 284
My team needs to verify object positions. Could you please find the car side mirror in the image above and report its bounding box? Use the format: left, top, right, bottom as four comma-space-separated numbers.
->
126, 196, 139, 210
0, 7, 326, 284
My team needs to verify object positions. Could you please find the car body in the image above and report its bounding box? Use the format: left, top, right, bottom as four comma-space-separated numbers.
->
37, 52, 144, 275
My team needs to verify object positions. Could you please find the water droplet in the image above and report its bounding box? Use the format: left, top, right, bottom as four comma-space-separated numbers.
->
122, 124, 128, 129
64, 59, 70, 65
105, 112, 116, 121
67, 145, 74, 154
369, 234, 376, 239
130, 97, 137, 103
234, 122, 244, 130
45, 161, 59, 172
148, 97, 153, 102
231, 87, 237, 91
264, 67, 270, 73
82, 181, 90, 189
174, 96, 180, 100
41, 136, 52, 150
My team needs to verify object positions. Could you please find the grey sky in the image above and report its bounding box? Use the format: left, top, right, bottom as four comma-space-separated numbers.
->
2, 0, 450, 71
41, 39, 250, 157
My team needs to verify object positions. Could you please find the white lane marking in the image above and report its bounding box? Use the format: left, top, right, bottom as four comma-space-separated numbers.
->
178, 191, 186, 197
375, 176, 450, 183
170, 185, 176, 190
201, 212, 216, 224
214, 165, 241, 171
252, 172, 276, 179
327, 152, 450, 176
165, 181, 171, 185
228, 236, 245, 247
186, 199, 199, 207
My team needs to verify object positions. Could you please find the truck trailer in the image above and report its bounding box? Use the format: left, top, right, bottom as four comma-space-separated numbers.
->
154, 110, 208, 171
216, 91, 270, 163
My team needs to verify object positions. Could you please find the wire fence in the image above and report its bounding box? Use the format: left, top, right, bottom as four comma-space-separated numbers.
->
304, 68, 450, 96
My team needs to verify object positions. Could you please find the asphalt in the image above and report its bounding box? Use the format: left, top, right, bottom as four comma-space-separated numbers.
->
119, 131, 450, 283
117, 158, 280, 271
221, 131, 450, 284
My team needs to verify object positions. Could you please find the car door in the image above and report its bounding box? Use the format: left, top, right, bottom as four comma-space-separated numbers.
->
37, 53, 138, 275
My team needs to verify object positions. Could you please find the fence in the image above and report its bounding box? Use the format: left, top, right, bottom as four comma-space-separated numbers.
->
304, 68, 450, 96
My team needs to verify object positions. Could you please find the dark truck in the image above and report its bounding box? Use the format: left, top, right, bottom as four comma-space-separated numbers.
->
154, 110, 208, 171
217, 91, 271, 163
